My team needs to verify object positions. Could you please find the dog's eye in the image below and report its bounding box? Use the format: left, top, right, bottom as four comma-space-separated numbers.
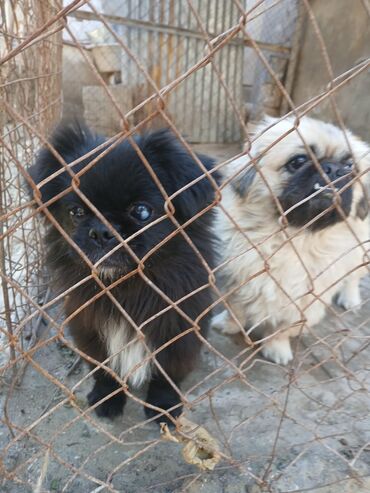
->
286, 154, 308, 172
69, 206, 85, 217
129, 203, 153, 222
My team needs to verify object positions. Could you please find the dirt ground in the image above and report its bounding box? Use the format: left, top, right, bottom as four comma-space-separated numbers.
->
1, 144, 370, 493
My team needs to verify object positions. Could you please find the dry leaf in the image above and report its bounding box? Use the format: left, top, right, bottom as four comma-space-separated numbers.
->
160, 415, 221, 471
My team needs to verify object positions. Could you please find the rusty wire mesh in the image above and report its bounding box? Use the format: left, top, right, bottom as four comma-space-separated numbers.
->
1, 0, 370, 492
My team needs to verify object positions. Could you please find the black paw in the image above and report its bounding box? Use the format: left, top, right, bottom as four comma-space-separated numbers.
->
145, 377, 183, 426
144, 401, 183, 426
87, 385, 126, 419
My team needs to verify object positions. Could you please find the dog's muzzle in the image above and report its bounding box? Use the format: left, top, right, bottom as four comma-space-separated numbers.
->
310, 160, 352, 196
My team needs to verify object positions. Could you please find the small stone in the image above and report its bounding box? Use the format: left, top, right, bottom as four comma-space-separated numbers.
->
340, 447, 354, 460
81, 425, 91, 438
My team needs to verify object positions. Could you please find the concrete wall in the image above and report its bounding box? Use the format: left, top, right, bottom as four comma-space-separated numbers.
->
292, 0, 370, 140
62, 44, 99, 120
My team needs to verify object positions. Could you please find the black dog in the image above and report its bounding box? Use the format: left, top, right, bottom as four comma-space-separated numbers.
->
29, 124, 217, 424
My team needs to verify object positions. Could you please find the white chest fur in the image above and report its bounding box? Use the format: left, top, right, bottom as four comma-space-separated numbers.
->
105, 320, 152, 388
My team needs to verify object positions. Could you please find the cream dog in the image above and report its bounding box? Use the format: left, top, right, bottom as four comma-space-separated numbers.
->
212, 116, 370, 364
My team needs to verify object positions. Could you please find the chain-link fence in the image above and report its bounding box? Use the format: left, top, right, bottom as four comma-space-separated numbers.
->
1, 1, 370, 492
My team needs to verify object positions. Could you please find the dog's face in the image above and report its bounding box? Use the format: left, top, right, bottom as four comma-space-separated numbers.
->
29, 125, 216, 277
59, 170, 172, 273
232, 116, 369, 230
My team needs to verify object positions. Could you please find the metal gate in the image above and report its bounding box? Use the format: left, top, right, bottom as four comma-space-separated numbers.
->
66, 1, 244, 143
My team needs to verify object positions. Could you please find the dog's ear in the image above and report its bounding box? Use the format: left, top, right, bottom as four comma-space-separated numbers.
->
353, 139, 370, 220
28, 123, 98, 206
356, 158, 370, 220
229, 115, 281, 198
232, 165, 257, 198
356, 194, 369, 220
141, 129, 218, 219
231, 117, 277, 198
226, 153, 257, 198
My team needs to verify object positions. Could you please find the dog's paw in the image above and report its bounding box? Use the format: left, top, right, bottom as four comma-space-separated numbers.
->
145, 377, 183, 426
211, 310, 240, 335
144, 401, 183, 427
87, 387, 126, 419
335, 289, 362, 311
262, 337, 293, 365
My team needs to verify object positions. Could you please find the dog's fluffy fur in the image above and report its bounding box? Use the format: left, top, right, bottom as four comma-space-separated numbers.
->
29, 124, 217, 422
212, 116, 370, 364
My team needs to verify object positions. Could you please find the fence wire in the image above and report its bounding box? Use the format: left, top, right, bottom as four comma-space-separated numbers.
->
1, 1, 370, 492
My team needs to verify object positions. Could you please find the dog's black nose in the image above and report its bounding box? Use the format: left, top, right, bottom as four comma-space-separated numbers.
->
321, 161, 350, 179
89, 225, 115, 245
